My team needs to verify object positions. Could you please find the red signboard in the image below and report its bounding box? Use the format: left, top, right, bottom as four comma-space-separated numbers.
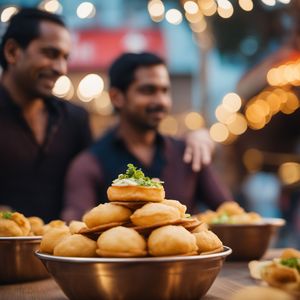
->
68, 28, 166, 71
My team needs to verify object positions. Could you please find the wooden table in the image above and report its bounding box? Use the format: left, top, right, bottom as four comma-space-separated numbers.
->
0, 249, 281, 300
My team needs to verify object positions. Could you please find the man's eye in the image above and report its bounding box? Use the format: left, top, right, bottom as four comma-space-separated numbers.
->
42, 49, 58, 58
138, 86, 156, 94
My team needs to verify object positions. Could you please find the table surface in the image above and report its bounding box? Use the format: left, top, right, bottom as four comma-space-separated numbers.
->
0, 249, 281, 300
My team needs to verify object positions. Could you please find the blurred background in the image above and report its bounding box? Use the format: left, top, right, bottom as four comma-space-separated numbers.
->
0, 0, 299, 247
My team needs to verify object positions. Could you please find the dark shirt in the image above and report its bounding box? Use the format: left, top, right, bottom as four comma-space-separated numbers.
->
62, 126, 232, 221
0, 85, 92, 222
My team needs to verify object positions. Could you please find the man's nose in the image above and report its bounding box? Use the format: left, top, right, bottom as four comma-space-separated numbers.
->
53, 57, 68, 76
155, 91, 171, 105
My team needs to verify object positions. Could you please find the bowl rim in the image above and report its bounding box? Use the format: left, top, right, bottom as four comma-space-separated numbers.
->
209, 217, 285, 227
0, 236, 42, 241
35, 246, 232, 263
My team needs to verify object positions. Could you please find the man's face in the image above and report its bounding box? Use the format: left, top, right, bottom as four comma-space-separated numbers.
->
121, 64, 172, 130
12, 20, 71, 98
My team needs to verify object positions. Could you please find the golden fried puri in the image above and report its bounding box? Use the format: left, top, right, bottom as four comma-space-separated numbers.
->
280, 248, 300, 259
53, 234, 97, 257
83, 203, 132, 228
42, 220, 69, 234
39, 227, 71, 254
130, 203, 181, 227
193, 230, 223, 254
96, 226, 147, 257
28, 216, 45, 236
192, 222, 209, 233
69, 221, 87, 234
0, 212, 31, 236
217, 201, 245, 216
161, 199, 187, 217
196, 210, 218, 224
261, 263, 300, 293
148, 225, 198, 256
0, 219, 24, 236
107, 185, 165, 202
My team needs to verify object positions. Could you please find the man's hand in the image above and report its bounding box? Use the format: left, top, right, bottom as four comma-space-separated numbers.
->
183, 128, 215, 172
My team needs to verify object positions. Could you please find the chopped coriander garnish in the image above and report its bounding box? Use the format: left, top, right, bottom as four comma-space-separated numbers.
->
113, 164, 164, 188
0, 211, 12, 219
211, 213, 230, 224
280, 258, 300, 273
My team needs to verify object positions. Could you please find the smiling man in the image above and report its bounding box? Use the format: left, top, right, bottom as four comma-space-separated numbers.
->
0, 8, 92, 221
62, 52, 231, 221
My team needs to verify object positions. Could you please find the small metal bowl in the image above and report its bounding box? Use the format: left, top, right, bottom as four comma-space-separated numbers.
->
210, 218, 285, 261
36, 246, 232, 300
0, 236, 49, 284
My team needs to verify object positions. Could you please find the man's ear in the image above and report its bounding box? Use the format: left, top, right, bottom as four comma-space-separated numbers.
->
109, 88, 125, 110
3, 39, 21, 66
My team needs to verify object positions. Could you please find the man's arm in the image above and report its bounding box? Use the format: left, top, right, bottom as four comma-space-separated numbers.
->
61, 152, 102, 222
183, 128, 215, 172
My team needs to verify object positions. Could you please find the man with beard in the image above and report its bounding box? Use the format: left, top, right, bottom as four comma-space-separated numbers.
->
62, 52, 231, 221
0, 8, 92, 222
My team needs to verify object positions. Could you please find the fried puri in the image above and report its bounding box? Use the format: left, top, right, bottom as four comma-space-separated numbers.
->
130, 203, 181, 227
261, 263, 300, 293
0, 212, 31, 236
96, 226, 147, 257
83, 203, 132, 228
193, 230, 223, 253
196, 210, 218, 224
28, 216, 45, 236
161, 199, 187, 217
192, 222, 209, 233
69, 221, 87, 234
230, 213, 262, 224
107, 185, 165, 202
148, 225, 198, 256
280, 248, 300, 259
39, 227, 71, 254
42, 219, 69, 234
217, 201, 245, 216
54, 234, 97, 257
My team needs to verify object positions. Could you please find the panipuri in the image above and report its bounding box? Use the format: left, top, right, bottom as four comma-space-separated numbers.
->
107, 185, 165, 202
130, 203, 181, 227
148, 225, 198, 256
217, 201, 245, 216
69, 221, 87, 234
28, 216, 44, 236
193, 230, 223, 254
53, 234, 97, 257
96, 226, 147, 257
162, 199, 187, 217
0, 212, 31, 236
83, 203, 132, 228
39, 227, 71, 254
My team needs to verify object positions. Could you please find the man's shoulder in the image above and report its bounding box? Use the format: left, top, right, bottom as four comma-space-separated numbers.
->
90, 129, 116, 152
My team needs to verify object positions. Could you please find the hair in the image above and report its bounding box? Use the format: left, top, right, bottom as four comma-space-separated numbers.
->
0, 8, 66, 70
108, 52, 166, 92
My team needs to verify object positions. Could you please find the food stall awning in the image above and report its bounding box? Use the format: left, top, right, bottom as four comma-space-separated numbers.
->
68, 28, 166, 71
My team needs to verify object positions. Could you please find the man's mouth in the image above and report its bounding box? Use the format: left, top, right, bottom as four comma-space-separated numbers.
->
146, 106, 167, 114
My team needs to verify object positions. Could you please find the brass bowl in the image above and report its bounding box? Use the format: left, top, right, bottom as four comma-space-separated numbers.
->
36, 246, 232, 300
0, 236, 49, 284
210, 218, 285, 261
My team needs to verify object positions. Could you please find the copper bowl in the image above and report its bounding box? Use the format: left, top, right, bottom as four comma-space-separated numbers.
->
209, 218, 285, 261
0, 236, 49, 284
36, 246, 232, 300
